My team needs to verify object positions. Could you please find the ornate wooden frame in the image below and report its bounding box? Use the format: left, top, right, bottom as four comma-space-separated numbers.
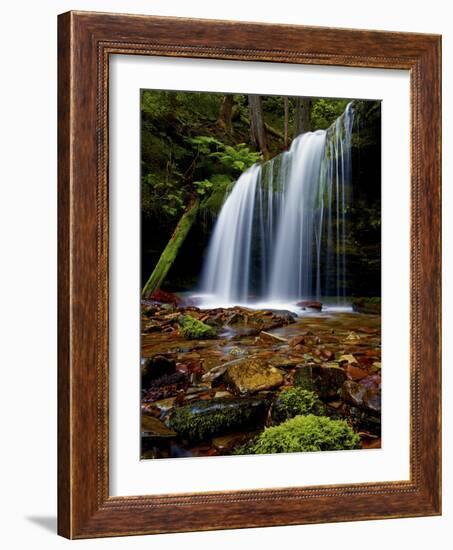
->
58, 10, 442, 538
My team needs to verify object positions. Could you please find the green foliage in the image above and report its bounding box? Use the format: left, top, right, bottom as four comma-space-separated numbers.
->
142, 173, 186, 217
188, 135, 262, 173
187, 135, 223, 154
199, 174, 232, 214
237, 415, 360, 455
271, 388, 326, 424
141, 90, 221, 126
211, 143, 262, 172
169, 398, 268, 441
188, 137, 261, 210
311, 98, 349, 130
179, 315, 217, 339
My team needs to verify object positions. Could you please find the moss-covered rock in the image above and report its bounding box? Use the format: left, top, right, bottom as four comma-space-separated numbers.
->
179, 315, 217, 339
238, 414, 360, 454
351, 297, 381, 314
294, 364, 347, 399
169, 397, 268, 441
271, 388, 326, 424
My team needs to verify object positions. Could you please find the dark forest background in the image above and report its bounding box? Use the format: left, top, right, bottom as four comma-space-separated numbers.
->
141, 91, 381, 298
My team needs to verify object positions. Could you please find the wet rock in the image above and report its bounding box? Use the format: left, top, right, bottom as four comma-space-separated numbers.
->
203, 312, 225, 328
141, 414, 177, 438
341, 380, 367, 407
271, 356, 304, 369
201, 357, 245, 383
297, 300, 322, 310
338, 354, 359, 365
294, 364, 347, 400
228, 346, 246, 357
142, 304, 158, 317
363, 388, 381, 414
341, 381, 381, 415
213, 390, 235, 399
321, 349, 334, 360
361, 436, 382, 449
346, 364, 369, 381
186, 385, 211, 395
259, 331, 288, 344
169, 397, 268, 441
212, 432, 257, 452
357, 326, 379, 335
142, 322, 162, 334
151, 397, 177, 414
141, 355, 176, 386
289, 335, 306, 347
346, 405, 381, 435
224, 359, 285, 394
267, 310, 297, 324
351, 297, 381, 314
142, 371, 189, 401
360, 374, 381, 390
149, 289, 182, 305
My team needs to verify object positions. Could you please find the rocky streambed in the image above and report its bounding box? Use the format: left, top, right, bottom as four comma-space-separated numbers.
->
140, 295, 381, 459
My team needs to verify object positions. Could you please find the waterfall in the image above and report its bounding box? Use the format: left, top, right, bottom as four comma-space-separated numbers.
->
200, 165, 260, 303
200, 102, 354, 307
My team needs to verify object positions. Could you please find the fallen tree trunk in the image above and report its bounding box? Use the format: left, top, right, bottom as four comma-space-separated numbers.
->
265, 122, 284, 141
142, 198, 200, 298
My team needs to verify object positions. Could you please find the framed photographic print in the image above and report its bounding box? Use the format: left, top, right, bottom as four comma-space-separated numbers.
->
58, 11, 441, 538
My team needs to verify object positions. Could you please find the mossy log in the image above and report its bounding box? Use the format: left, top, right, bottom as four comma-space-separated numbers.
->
142, 198, 200, 298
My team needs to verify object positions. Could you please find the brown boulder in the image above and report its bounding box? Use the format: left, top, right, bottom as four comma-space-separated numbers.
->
224, 359, 285, 394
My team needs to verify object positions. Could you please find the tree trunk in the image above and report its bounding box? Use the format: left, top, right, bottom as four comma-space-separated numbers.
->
217, 95, 234, 135
294, 98, 311, 136
142, 198, 200, 298
248, 95, 269, 159
284, 97, 289, 148
265, 123, 284, 141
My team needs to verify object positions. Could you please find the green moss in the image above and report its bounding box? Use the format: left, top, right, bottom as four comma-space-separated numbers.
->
199, 174, 232, 215
169, 397, 268, 441
237, 415, 360, 455
351, 297, 381, 314
271, 388, 326, 424
179, 315, 217, 339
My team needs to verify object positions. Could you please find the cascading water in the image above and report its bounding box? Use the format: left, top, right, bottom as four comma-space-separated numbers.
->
200, 102, 354, 307
199, 164, 261, 303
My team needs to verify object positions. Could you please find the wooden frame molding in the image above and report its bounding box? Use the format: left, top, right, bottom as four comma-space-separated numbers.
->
58, 10, 441, 538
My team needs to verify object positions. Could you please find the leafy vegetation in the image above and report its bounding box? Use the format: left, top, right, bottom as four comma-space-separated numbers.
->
311, 99, 349, 130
